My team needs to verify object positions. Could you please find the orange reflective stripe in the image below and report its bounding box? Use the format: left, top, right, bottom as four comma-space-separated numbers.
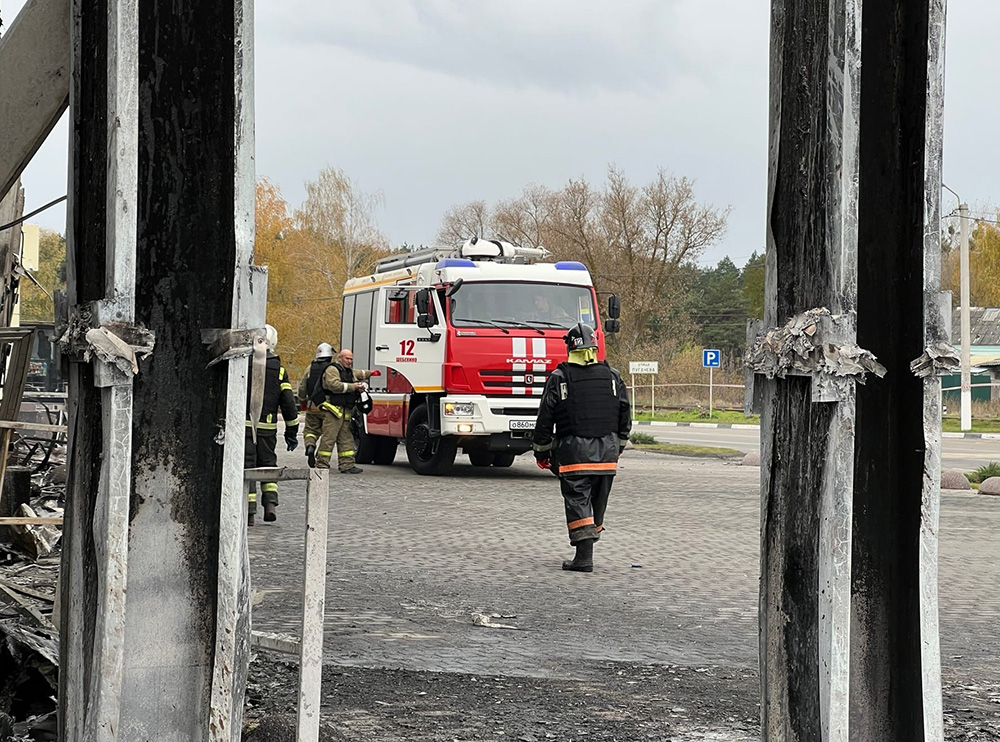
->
595, 524, 604, 532
559, 462, 618, 474
567, 517, 595, 530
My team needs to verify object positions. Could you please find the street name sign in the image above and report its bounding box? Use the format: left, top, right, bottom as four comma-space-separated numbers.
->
629, 361, 659, 374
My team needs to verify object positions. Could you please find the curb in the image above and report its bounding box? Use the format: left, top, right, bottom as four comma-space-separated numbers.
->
633, 420, 1000, 440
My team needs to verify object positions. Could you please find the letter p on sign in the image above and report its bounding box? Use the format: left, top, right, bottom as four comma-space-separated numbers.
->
702, 349, 721, 368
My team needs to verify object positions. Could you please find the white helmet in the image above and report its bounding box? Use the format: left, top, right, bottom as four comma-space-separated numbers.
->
264, 324, 278, 350
316, 342, 334, 359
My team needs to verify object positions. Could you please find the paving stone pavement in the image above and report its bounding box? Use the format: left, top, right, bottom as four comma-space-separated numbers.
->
248, 445, 1000, 684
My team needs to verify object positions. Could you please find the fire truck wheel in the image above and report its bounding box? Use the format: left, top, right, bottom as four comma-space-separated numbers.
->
468, 451, 495, 467
406, 404, 457, 475
353, 418, 376, 465
372, 435, 398, 465
492, 453, 516, 468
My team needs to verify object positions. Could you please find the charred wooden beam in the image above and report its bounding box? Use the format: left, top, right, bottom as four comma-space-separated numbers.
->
761, 0, 947, 738
851, 0, 946, 739
760, 0, 862, 739
60, 0, 260, 739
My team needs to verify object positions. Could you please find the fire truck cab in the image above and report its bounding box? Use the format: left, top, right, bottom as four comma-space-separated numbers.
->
340, 238, 620, 475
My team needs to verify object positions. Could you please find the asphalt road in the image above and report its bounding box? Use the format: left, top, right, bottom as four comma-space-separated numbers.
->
247, 442, 1000, 740
645, 424, 1000, 472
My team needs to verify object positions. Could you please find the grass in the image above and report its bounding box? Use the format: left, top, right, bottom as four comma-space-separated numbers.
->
631, 441, 745, 459
942, 418, 1000, 434
632, 409, 760, 425
968, 461, 1000, 484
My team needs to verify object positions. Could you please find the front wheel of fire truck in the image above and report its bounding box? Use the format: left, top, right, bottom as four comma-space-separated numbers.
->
468, 450, 494, 467
492, 453, 516, 468
406, 404, 457, 476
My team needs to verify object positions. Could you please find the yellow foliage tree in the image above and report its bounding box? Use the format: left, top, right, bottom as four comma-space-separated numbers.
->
19, 229, 66, 323
946, 210, 1000, 308
254, 170, 392, 383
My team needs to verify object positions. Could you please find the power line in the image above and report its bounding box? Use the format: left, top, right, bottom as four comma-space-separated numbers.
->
0, 195, 68, 232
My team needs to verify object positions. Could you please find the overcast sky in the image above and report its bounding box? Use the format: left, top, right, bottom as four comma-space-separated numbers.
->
7, 0, 1000, 267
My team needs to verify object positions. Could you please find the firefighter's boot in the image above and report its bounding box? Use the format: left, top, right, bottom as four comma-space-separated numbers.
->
562, 538, 594, 572
306, 445, 316, 468
247, 510, 255, 527
263, 504, 277, 522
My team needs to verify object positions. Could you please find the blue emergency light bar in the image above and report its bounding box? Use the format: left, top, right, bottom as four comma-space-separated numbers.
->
554, 261, 587, 270
435, 258, 477, 269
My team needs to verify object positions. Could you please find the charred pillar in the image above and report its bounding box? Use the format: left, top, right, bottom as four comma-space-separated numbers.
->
60, 0, 259, 738
851, 1, 947, 739
757, 2, 862, 740
758, 0, 947, 739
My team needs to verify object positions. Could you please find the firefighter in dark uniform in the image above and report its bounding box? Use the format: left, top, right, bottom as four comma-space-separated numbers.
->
308, 348, 378, 473
532, 323, 631, 572
246, 324, 299, 525
298, 342, 335, 468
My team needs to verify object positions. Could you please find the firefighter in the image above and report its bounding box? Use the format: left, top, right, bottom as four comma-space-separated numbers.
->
532, 323, 631, 572
310, 348, 379, 473
298, 342, 335, 468
246, 324, 300, 525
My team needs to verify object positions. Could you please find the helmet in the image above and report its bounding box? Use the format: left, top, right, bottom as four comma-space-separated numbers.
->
564, 323, 597, 351
357, 387, 374, 415
316, 342, 334, 359
264, 324, 278, 350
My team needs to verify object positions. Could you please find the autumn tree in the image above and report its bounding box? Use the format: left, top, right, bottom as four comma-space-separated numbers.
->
19, 229, 66, 323
436, 165, 729, 369
253, 170, 392, 379
943, 209, 1000, 308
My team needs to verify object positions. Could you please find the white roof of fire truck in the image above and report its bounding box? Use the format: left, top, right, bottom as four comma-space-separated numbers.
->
344, 238, 595, 294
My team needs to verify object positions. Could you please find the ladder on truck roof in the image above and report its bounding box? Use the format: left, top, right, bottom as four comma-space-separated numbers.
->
375, 239, 550, 274
375, 247, 457, 274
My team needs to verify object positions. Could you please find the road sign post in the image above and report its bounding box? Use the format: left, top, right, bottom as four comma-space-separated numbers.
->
702, 349, 721, 418
628, 361, 659, 421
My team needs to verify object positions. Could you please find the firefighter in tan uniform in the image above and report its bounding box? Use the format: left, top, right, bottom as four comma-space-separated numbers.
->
298, 342, 335, 467
307, 348, 378, 473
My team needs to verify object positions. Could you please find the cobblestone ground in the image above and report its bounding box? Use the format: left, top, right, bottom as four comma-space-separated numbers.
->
246, 446, 1000, 740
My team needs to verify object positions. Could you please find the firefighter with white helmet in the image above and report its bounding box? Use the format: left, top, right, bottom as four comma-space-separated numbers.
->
532, 323, 631, 571
303, 348, 379, 473
245, 324, 299, 525
298, 342, 336, 467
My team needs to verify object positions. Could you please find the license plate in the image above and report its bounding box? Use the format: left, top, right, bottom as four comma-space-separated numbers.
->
509, 420, 535, 430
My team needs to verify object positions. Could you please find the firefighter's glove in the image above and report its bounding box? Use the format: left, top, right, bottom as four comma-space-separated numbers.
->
285, 433, 299, 452
535, 458, 551, 471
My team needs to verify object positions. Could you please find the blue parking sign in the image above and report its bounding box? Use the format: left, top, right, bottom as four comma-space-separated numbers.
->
702, 349, 721, 368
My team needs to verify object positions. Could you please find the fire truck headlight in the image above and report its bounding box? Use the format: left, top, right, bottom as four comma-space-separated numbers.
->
443, 402, 475, 417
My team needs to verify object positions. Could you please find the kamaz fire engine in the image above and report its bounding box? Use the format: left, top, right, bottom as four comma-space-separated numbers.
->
340, 238, 620, 475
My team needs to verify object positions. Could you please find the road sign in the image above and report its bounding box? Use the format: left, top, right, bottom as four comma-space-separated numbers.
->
629, 361, 659, 374
702, 349, 721, 368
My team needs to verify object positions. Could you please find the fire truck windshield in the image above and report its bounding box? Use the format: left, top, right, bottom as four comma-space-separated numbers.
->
449, 282, 596, 330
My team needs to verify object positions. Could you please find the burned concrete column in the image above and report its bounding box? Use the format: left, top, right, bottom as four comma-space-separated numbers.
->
756, 0, 947, 739
851, 1, 947, 739
756, 1, 863, 740
60, 0, 260, 739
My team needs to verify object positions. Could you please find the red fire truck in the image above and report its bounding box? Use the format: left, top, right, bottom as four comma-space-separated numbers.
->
340, 238, 620, 475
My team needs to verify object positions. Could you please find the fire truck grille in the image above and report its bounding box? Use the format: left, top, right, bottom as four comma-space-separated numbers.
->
479, 369, 548, 395
489, 407, 538, 416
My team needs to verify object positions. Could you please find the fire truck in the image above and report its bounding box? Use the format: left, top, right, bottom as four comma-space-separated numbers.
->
340, 238, 620, 475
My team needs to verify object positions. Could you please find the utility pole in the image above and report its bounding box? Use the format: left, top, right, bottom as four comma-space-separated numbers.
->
959, 201, 972, 431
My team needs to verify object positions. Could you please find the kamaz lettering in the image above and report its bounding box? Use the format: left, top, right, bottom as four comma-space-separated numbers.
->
506, 358, 551, 365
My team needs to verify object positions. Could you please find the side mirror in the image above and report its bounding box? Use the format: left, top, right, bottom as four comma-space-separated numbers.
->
415, 288, 431, 315
445, 277, 464, 297
607, 294, 621, 320
604, 318, 620, 334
